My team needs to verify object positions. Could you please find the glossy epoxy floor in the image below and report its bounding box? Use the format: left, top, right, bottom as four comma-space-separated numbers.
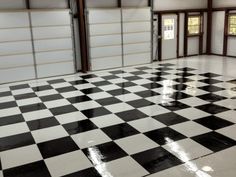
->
0, 55, 236, 177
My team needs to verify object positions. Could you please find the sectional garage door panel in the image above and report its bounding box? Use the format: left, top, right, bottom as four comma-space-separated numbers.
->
0, 28, 31, 42
88, 9, 121, 24
88, 9, 122, 71
35, 50, 74, 65
0, 54, 34, 69
31, 11, 71, 26
31, 10, 75, 78
0, 12, 35, 84
0, 12, 29, 28
90, 34, 122, 47
123, 8, 151, 66
91, 56, 123, 71
0, 66, 35, 84
37, 62, 74, 78
32, 26, 72, 40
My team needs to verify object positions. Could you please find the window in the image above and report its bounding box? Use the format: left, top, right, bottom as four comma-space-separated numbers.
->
188, 16, 201, 36
163, 18, 175, 40
228, 14, 236, 35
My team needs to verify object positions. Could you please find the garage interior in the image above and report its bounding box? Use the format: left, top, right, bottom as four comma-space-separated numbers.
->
0, 0, 236, 177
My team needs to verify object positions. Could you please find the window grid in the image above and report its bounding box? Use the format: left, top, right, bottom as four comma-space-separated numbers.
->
188, 16, 201, 36
228, 15, 236, 36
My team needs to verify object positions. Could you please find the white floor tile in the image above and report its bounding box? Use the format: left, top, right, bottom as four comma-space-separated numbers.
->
139, 105, 170, 117
90, 114, 124, 128
115, 134, 159, 155
95, 156, 149, 177
105, 103, 134, 113
46, 150, 92, 177
55, 112, 87, 125
32, 126, 68, 143
175, 108, 211, 120
163, 139, 213, 162
23, 109, 53, 121
128, 117, 166, 133
217, 125, 236, 141
73, 100, 101, 111
171, 121, 211, 137
72, 129, 111, 149
0, 122, 29, 138
1, 145, 43, 169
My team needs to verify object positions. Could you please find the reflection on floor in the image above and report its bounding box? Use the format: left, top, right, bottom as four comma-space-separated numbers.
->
0, 56, 235, 177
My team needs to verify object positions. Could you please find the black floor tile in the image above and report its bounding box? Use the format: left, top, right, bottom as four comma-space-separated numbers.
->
144, 127, 187, 145
32, 85, 53, 92
173, 78, 194, 83
0, 133, 35, 152
116, 82, 137, 88
124, 76, 142, 81
0, 101, 17, 109
135, 90, 160, 98
37, 137, 79, 159
70, 80, 89, 85
177, 67, 196, 71
93, 81, 112, 87
63, 167, 102, 177
109, 70, 126, 74
199, 85, 225, 92
27, 117, 60, 131
194, 116, 234, 130
170, 92, 192, 100
200, 73, 221, 78
80, 88, 103, 94
3, 161, 51, 177
116, 109, 148, 122
14, 93, 37, 100
192, 132, 236, 152
50, 105, 78, 116
159, 63, 175, 67
151, 72, 170, 76
67, 95, 91, 104
130, 71, 147, 75
159, 101, 190, 111
156, 67, 173, 72
96, 97, 122, 106
63, 120, 97, 135
80, 74, 98, 79
227, 79, 236, 84
197, 93, 227, 102
102, 75, 119, 80
107, 89, 130, 96
0, 91, 12, 97
196, 104, 230, 114
199, 79, 222, 85
81, 107, 111, 118
0, 115, 24, 126
147, 77, 165, 82
136, 66, 151, 70
40, 94, 64, 102
82, 142, 127, 165
20, 103, 46, 113
153, 112, 188, 126
127, 99, 154, 108
10, 84, 29, 90
175, 72, 195, 77
172, 84, 188, 91
141, 83, 162, 89
102, 123, 139, 140
47, 79, 66, 84
132, 147, 182, 173
56, 86, 77, 93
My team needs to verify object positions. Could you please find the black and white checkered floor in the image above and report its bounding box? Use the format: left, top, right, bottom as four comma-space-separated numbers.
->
0, 61, 236, 177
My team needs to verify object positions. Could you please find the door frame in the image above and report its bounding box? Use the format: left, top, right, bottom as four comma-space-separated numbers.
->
157, 12, 180, 61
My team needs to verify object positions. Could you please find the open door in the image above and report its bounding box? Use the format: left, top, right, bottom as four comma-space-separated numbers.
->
161, 14, 178, 60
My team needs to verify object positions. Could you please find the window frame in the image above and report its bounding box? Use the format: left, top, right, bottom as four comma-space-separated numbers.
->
228, 13, 236, 37
187, 14, 202, 37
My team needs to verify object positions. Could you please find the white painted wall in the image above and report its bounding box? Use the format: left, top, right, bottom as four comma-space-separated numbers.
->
211, 11, 225, 55
122, 0, 148, 7
86, 0, 117, 8
213, 0, 236, 8
154, 0, 207, 11
179, 13, 185, 57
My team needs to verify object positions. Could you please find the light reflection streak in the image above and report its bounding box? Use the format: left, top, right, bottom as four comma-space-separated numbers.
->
87, 147, 113, 177
165, 137, 213, 177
